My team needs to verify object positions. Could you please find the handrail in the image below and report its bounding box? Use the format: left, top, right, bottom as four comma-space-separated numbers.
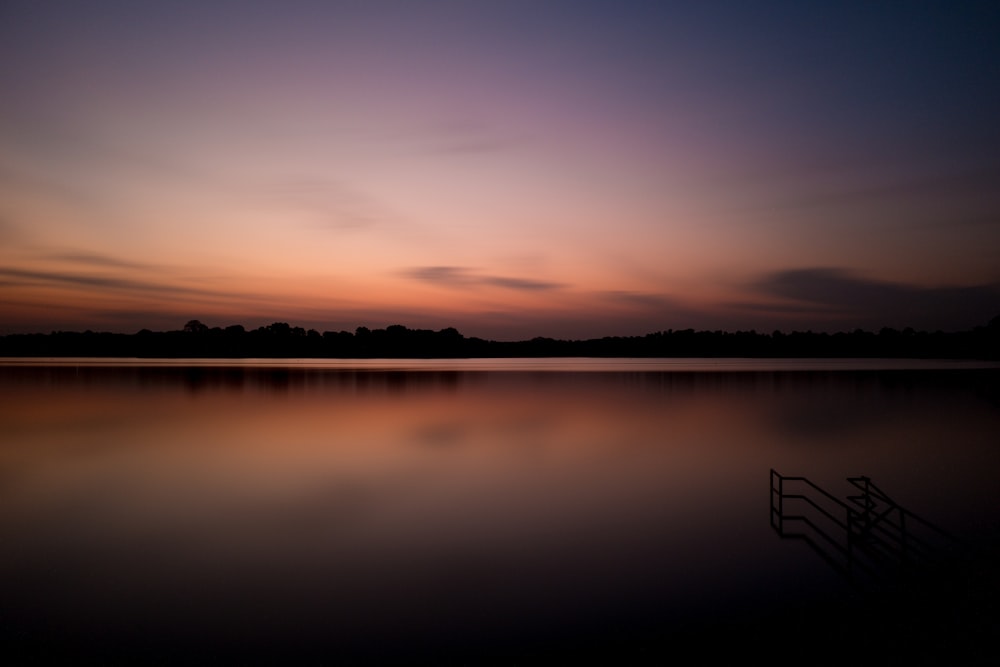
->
846, 475, 960, 543
783, 493, 850, 533
770, 469, 959, 583
779, 474, 853, 512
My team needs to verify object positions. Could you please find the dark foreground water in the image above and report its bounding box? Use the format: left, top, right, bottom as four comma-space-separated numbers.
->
1, 359, 998, 664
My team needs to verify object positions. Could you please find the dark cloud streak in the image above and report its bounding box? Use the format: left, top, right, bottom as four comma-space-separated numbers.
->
0, 267, 219, 297
43, 251, 151, 271
753, 268, 1000, 330
404, 266, 562, 291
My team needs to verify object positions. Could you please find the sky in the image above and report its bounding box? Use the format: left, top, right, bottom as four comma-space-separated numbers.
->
2, 1, 999, 340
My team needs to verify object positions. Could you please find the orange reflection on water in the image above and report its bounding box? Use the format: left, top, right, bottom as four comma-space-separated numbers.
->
0, 365, 998, 662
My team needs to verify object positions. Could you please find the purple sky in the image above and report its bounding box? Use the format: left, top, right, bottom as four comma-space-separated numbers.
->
2, 1, 999, 338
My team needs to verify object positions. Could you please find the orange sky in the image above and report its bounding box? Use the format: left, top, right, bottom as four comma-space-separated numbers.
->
2, 2, 998, 339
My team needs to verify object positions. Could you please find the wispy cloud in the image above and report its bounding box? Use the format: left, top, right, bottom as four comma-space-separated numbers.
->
601, 290, 681, 310
1, 244, 276, 308
406, 266, 475, 285
404, 266, 563, 291
42, 250, 151, 271
0, 267, 223, 297
482, 275, 561, 291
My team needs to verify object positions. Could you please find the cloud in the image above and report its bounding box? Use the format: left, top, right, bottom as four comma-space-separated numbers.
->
0, 267, 224, 297
482, 275, 562, 291
752, 268, 1000, 330
403, 266, 474, 286
601, 291, 682, 310
404, 266, 563, 291
42, 250, 151, 271
757, 268, 898, 310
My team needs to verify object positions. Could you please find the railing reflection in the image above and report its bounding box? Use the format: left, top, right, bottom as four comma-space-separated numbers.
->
770, 469, 960, 584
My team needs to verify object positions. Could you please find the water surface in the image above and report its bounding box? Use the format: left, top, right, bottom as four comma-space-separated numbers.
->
1, 360, 997, 663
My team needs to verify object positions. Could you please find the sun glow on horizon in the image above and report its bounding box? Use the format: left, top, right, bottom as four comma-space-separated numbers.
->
2, 2, 998, 338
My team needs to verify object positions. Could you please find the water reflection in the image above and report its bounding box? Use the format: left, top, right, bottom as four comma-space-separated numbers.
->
769, 470, 963, 579
0, 364, 997, 663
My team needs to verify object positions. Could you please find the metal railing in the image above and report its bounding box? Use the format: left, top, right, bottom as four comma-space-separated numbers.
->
770, 469, 959, 582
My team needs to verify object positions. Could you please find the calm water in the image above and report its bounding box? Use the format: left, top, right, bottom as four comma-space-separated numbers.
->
1, 359, 998, 664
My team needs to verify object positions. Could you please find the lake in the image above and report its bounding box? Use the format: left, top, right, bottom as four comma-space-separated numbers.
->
1, 359, 998, 664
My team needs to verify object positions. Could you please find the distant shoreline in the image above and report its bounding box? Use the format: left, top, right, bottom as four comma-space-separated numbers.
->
3, 357, 999, 373
2, 319, 998, 360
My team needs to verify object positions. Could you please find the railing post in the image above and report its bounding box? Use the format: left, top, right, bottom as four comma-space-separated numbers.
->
860, 476, 872, 536
771, 468, 785, 535
770, 469, 784, 535
777, 470, 784, 535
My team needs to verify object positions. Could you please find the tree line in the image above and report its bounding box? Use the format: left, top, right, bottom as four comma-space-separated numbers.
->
2, 317, 999, 359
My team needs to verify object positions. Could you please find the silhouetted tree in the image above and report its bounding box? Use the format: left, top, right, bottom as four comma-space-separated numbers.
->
267, 322, 291, 335
184, 319, 208, 333
3, 317, 1000, 359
